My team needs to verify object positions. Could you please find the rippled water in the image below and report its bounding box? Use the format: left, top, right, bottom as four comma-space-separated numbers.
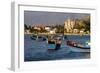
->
24, 34, 90, 61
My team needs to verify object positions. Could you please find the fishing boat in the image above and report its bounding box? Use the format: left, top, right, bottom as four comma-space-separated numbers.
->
67, 41, 90, 49
31, 35, 47, 41
47, 44, 56, 51
47, 36, 62, 51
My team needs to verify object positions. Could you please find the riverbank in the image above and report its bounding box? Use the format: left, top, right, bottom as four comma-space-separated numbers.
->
24, 33, 90, 36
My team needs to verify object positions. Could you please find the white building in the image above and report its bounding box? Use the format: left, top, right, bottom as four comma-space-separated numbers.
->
49, 30, 55, 34
45, 26, 51, 31
73, 29, 79, 34
25, 29, 30, 34
34, 26, 41, 30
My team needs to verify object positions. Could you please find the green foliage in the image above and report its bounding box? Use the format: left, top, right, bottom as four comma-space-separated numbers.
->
74, 16, 90, 32
83, 16, 90, 32
54, 24, 64, 33
24, 24, 28, 30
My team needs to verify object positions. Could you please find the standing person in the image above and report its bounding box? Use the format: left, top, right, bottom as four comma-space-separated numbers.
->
55, 39, 62, 50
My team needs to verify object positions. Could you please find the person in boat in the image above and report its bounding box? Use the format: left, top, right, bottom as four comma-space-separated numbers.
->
55, 39, 62, 50
48, 37, 55, 44
47, 37, 56, 51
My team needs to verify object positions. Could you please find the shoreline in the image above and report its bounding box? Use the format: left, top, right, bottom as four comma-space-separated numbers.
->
24, 33, 90, 35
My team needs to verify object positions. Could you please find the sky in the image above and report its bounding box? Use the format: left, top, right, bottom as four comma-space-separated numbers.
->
24, 11, 90, 26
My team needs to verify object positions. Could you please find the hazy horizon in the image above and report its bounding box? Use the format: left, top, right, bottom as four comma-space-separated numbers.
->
24, 11, 90, 26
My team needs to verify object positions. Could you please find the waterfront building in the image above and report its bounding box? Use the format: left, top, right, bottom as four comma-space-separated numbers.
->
73, 29, 79, 34
64, 19, 75, 33
45, 26, 51, 31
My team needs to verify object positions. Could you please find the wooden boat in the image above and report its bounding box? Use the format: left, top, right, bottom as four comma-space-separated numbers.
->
47, 44, 56, 52
31, 35, 47, 41
67, 41, 90, 49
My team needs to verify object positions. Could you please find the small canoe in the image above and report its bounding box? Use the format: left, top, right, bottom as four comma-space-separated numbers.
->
47, 44, 61, 51
47, 44, 55, 51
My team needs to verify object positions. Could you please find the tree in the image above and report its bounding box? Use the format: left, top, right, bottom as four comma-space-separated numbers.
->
74, 16, 90, 33
83, 16, 90, 32
74, 19, 85, 30
24, 24, 28, 30
55, 24, 64, 33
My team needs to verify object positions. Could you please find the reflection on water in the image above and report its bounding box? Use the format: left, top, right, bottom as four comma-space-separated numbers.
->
24, 34, 90, 61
